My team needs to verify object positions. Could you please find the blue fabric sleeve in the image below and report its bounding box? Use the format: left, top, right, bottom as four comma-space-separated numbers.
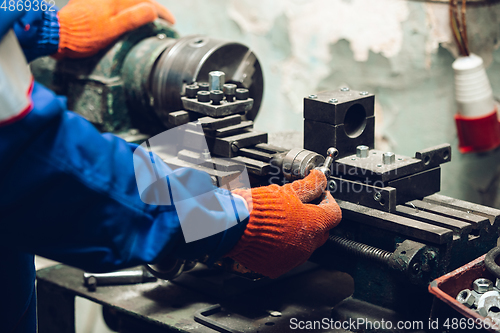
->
12, 1, 59, 62
0, 10, 25, 39
0, 82, 248, 272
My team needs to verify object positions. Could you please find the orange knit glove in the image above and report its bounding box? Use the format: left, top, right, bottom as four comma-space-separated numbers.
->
57, 0, 175, 58
227, 170, 342, 279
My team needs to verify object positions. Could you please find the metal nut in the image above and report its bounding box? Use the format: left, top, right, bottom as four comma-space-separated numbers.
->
456, 289, 476, 308
473, 278, 493, 294
495, 278, 500, 290
477, 290, 500, 317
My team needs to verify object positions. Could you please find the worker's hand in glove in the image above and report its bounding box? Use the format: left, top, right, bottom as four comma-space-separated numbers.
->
57, 0, 175, 58
226, 170, 342, 279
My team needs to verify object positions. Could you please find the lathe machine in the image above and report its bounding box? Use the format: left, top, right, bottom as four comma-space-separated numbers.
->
32, 20, 500, 332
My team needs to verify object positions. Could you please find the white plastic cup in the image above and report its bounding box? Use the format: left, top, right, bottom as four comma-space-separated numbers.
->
452, 53, 495, 118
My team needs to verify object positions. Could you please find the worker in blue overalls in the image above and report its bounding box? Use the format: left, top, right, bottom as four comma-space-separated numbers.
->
0, 1, 342, 332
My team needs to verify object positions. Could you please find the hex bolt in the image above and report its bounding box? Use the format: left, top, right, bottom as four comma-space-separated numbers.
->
473, 278, 493, 294
329, 98, 338, 104
309, 94, 318, 99
157, 34, 166, 40
340, 87, 350, 92
374, 192, 382, 202
197, 90, 210, 103
185, 85, 199, 99
208, 71, 225, 91
223, 84, 237, 102
198, 83, 210, 91
360, 91, 369, 96
383, 152, 396, 165
210, 90, 224, 105
356, 145, 369, 158
235, 88, 250, 100
456, 289, 476, 308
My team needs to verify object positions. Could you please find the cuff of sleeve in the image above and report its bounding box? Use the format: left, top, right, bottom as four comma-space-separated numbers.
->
169, 188, 250, 264
205, 195, 249, 265
20, 7, 60, 62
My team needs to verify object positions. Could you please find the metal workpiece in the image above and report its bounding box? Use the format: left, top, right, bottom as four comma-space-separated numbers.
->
83, 268, 157, 291
356, 145, 369, 158
303, 89, 374, 126
208, 71, 225, 91
304, 117, 375, 159
280, 148, 325, 180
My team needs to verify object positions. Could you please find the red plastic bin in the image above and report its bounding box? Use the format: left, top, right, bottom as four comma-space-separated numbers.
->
429, 254, 500, 332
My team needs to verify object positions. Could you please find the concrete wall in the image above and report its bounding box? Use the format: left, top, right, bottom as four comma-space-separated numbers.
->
159, 0, 500, 207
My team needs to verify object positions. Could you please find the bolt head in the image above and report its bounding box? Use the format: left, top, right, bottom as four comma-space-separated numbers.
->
329, 98, 338, 104
473, 278, 493, 294
328, 180, 337, 191
356, 145, 369, 158
309, 94, 318, 99
383, 152, 396, 165
208, 71, 226, 91
373, 192, 382, 201
157, 34, 167, 40
360, 91, 369, 96
340, 87, 350, 92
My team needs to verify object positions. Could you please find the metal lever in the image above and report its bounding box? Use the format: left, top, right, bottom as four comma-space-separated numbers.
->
83, 267, 157, 291
314, 147, 338, 178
